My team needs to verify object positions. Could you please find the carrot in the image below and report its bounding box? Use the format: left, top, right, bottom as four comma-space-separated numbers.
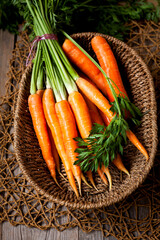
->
62, 39, 107, 96
126, 130, 149, 160
68, 91, 109, 187
86, 170, 97, 190
101, 165, 112, 191
97, 167, 108, 186
83, 94, 104, 125
113, 154, 130, 176
99, 110, 111, 126
36, 89, 44, 98
42, 88, 79, 197
91, 35, 128, 102
68, 91, 92, 140
68, 91, 96, 188
28, 93, 57, 184
76, 77, 149, 160
76, 77, 114, 120
84, 92, 129, 178
48, 127, 61, 174
36, 89, 61, 174
78, 72, 105, 125
55, 99, 82, 195
99, 110, 130, 176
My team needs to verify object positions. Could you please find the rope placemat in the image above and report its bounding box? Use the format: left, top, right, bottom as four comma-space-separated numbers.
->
0, 21, 160, 239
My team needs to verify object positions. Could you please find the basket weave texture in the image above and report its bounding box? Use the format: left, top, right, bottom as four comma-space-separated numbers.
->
14, 32, 157, 210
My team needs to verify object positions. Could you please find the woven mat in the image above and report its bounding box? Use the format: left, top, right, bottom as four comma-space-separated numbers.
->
0, 20, 160, 239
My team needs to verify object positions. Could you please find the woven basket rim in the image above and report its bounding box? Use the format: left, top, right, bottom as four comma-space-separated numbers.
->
14, 32, 158, 209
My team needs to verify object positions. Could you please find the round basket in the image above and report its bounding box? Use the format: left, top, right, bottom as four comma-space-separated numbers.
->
14, 32, 158, 209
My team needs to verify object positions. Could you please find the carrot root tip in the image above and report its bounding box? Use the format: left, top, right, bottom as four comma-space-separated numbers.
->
77, 177, 82, 196
53, 176, 62, 189
91, 181, 98, 191
81, 173, 92, 188
59, 172, 67, 181
123, 169, 130, 177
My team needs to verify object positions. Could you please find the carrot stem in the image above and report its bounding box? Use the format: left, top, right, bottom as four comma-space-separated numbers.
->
30, 42, 42, 94
36, 62, 44, 91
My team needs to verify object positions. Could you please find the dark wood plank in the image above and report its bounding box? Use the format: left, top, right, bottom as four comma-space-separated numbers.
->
79, 228, 103, 240
45, 227, 79, 240
2, 223, 50, 240
59, 227, 78, 240
0, 29, 15, 240
0, 30, 15, 100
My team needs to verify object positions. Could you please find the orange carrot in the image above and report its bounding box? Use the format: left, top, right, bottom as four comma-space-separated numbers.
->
62, 39, 107, 96
42, 88, 79, 197
68, 91, 109, 187
113, 154, 130, 176
36, 89, 61, 174
97, 167, 108, 186
91, 35, 128, 102
76, 77, 149, 160
83, 94, 104, 125
28, 93, 57, 184
76, 77, 114, 120
68, 91, 96, 188
48, 127, 60, 173
68, 91, 92, 140
99, 110, 111, 126
99, 110, 130, 176
101, 165, 112, 190
36, 89, 44, 98
55, 99, 82, 194
78, 72, 105, 125
84, 92, 129, 178
126, 130, 149, 160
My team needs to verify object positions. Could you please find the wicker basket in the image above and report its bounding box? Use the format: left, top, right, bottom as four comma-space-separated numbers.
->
14, 32, 158, 209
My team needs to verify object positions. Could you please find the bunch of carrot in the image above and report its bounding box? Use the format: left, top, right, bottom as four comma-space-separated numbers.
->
26, 0, 149, 198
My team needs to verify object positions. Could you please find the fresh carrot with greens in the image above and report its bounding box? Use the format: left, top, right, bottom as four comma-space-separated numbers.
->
91, 35, 128, 102
84, 92, 130, 177
28, 93, 58, 185
68, 91, 110, 187
68, 91, 96, 188
42, 88, 79, 197
76, 77, 149, 160
55, 100, 82, 195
